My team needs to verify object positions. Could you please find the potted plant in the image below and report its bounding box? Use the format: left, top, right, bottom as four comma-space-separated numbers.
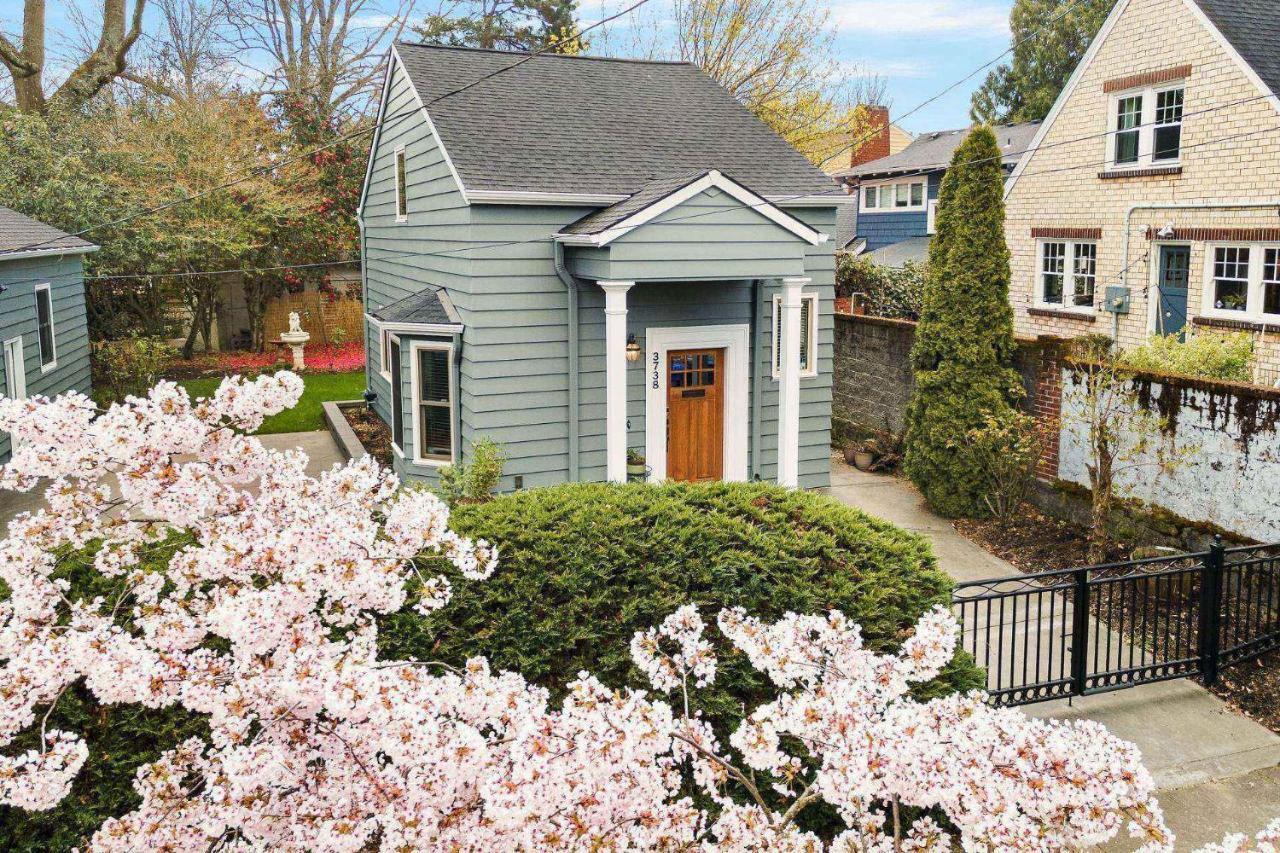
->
626, 448, 648, 478
845, 439, 876, 471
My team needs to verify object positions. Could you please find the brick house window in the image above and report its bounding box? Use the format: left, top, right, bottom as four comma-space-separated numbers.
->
1108, 85, 1184, 169
1204, 244, 1280, 321
1037, 240, 1096, 311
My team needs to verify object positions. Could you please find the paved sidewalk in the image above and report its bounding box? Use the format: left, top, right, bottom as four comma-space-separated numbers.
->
823, 459, 1280, 844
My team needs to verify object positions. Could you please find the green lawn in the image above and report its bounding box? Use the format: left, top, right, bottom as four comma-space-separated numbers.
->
179, 370, 365, 434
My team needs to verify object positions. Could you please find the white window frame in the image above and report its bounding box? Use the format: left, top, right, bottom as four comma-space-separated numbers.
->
377, 323, 393, 381
1035, 239, 1098, 314
859, 178, 928, 213
1201, 242, 1280, 322
393, 145, 408, 222
33, 283, 56, 373
409, 340, 455, 467
771, 292, 819, 379
1106, 83, 1184, 171
926, 199, 938, 235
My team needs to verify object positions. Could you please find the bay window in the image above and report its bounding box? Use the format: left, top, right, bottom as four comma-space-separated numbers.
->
412, 342, 454, 464
1037, 240, 1096, 311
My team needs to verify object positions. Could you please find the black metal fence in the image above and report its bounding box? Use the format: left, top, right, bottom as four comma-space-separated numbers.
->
952, 539, 1280, 707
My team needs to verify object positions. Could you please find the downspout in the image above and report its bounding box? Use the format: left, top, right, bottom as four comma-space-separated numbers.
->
1122, 200, 1280, 340
451, 331, 463, 465
554, 241, 581, 481
750, 279, 764, 481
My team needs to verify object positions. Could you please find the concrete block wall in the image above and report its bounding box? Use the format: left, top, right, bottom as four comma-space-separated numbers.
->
832, 314, 917, 434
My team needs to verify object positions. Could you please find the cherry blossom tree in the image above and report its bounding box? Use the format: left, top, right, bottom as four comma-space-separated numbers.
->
0, 374, 1256, 849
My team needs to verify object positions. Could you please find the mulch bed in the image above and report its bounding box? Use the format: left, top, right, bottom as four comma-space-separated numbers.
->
343, 405, 394, 469
955, 504, 1280, 735
953, 505, 1131, 574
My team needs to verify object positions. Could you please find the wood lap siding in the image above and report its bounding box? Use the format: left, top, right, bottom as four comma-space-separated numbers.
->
0, 255, 92, 460
361, 56, 471, 482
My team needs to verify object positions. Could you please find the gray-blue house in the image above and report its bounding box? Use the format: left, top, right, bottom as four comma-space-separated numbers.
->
358, 43, 846, 491
0, 208, 97, 460
834, 122, 1041, 266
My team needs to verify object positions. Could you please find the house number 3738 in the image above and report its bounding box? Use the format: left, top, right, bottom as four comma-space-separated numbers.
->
651, 352, 660, 389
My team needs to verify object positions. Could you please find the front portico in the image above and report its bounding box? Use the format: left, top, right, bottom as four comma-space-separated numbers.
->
556, 170, 828, 488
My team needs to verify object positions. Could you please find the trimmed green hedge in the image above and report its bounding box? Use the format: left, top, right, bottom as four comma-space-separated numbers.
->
380, 482, 983, 724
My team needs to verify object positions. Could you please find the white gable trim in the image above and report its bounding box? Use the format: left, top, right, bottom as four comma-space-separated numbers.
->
1180, 0, 1280, 115
553, 170, 828, 247
356, 52, 396, 225
393, 46, 471, 205
1004, 0, 1133, 198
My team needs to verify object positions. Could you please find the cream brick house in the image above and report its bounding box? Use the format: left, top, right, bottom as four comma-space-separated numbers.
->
1005, 0, 1280, 380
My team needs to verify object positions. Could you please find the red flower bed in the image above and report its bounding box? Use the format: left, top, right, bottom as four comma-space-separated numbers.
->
166, 341, 364, 379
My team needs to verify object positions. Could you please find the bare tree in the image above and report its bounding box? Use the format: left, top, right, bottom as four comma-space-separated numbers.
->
223, 0, 414, 119
124, 0, 237, 100
0, 0, 148, 112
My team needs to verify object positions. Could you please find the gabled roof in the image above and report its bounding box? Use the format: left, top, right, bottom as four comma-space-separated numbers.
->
371, 287, 461, 328
0, 207, 97, 259
836, 122, 1042, 180
1191, 0, 1280, 101
554, 170, 828, 247
392, 43, 840, 201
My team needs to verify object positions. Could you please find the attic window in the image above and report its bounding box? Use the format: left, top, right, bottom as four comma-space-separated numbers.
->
1108, 85, 1184, 170
861, 179, 927, 212
394, 146, 408, 221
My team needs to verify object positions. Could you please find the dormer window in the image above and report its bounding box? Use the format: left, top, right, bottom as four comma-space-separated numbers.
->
860, 179, 927, 212
1108, 84, 1184, 170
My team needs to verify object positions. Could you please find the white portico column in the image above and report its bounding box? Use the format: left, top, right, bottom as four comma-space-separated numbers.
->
776, 276, 808, 488
600, 280, 636, 483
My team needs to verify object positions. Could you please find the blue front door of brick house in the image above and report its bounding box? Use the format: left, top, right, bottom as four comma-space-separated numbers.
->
1157, 245, 1190, 339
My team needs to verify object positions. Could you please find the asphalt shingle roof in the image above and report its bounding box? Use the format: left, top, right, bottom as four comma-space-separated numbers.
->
560, 172, 708, 235
372, 287, 459, 326
835, 122, 1042, 180
394, 43, 840, 199
1192, 0, 1280, 100
0, 207, 96, 256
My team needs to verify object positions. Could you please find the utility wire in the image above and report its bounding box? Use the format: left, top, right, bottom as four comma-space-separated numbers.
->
1, 0, 656, 257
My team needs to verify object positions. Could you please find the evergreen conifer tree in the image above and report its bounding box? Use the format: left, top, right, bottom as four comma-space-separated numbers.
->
903, 126, 1025, 517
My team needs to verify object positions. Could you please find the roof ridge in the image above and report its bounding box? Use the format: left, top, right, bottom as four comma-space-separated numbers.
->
395, 41, 694, 67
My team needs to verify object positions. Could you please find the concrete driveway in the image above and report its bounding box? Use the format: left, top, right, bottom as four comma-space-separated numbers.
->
824, 458, 1280, 846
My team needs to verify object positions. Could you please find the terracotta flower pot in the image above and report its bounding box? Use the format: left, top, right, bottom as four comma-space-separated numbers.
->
852, 450, 875, 470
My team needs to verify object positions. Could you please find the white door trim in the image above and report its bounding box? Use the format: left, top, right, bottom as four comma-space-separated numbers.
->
645, 324, 750, 483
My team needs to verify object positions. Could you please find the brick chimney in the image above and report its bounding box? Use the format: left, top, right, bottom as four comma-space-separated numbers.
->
850, 105, 891, 169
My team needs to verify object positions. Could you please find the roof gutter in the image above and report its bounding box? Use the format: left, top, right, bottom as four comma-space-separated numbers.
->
554, 240, 581, 481
0, 245, 99, 262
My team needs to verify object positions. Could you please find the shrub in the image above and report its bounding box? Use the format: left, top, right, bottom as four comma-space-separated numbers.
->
962, 410, 1045, 520
904, 127, 1024, 518
90, 337, 174, 405
836, 254, 926, 320
1122, 331, 1254, 383
380, 482, 984, 728
435, 438, 507, 506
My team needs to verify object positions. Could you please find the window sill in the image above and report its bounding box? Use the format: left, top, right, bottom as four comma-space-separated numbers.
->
412, 457, 452, 468
1028, 306, 1097, 322
1192, 314, 1280, 331
1098, 165, 1182, 180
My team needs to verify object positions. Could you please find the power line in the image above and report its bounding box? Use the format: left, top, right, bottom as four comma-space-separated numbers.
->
2, 0, 657, 257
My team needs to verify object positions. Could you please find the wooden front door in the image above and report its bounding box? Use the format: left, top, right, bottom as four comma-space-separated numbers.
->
666, 348, 725, 482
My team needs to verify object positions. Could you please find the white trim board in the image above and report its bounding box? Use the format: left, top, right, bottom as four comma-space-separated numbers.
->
554, 171, 829, 247
644, 324, 751, 483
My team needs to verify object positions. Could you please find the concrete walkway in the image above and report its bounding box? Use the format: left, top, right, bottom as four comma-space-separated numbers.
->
823, 459, 1280, 845
0, 431, 346, 530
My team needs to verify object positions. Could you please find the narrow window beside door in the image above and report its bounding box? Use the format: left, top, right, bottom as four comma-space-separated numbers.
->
414, 345, 453, 463
772, 293, 818, 378
34, 284, 56, 370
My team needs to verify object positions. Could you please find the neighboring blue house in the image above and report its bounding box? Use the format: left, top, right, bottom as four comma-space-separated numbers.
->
0, 208, 97, 460
358, 43, 845, 491
833, 122, 1041, 266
